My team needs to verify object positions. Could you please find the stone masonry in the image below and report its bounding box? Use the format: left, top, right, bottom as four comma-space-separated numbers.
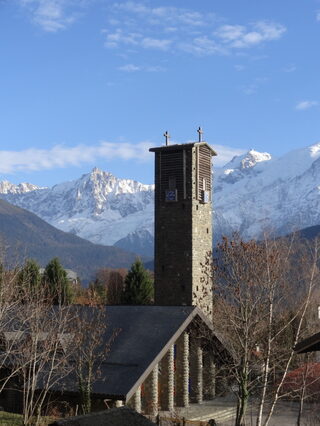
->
149, 142, 217, 318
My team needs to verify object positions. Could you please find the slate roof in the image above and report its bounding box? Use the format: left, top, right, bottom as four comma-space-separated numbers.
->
91, 305, 209, 401
59, 305, 215, 401
50, 407, 156, 426
2, 304, 223, 402
295, 331, 320, 353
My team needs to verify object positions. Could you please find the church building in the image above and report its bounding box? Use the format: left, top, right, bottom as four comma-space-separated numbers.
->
89, 129, 228, 416
2, 130, 229, 418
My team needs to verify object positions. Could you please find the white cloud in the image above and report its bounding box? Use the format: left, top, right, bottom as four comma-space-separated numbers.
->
141, 37, 172, 50
118, 64, 166, 72
216, 21, 286, 48
317, 11, 320, 21
112, 2, 212, 28
104, 4, 286, 57
118, 64, 141, 72
0, 141, 153, 174
104, 30, 171, 51
180, 36, 226, 56
104, 29, 141, 48
18, 0, 88, 32
240, 77, 268, 95
0, 140, 246, 172
295, 100, 319, 111
215, 24, 245, 42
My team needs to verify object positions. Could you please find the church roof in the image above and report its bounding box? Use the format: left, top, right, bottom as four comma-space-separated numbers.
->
7, 304, 225, 401
91, 305, 210, 401
57, 305, 218, 401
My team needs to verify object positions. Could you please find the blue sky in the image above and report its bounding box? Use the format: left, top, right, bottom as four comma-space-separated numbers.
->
1, 0, 320, 186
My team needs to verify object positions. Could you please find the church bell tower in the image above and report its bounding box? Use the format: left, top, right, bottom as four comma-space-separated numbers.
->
150, 129, 217, 317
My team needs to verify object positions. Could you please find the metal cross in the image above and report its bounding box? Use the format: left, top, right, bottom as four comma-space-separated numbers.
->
164, 131, 171, 146
197, 126, 204, 142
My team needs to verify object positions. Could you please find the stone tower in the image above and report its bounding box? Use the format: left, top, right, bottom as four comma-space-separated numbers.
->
150, 132, 217, 317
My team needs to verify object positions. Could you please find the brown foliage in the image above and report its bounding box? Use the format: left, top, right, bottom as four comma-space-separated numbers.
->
96, 268, 127, 304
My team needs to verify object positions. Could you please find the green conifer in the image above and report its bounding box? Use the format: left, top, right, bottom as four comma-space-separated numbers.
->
43, 257, 74, 304
18, 259, 41, 296
122, 259, 154, 305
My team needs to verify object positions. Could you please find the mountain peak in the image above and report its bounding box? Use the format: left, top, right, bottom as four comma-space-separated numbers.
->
0, 180, 44, 194
242, 149, 272, 169
89, 167, 114, 180
91, 166, 101, 173
308, 142, 320, 158
224, 149, 272, 172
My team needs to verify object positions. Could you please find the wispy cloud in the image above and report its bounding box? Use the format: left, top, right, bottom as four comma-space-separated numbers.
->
103, 2, 286, 57
215, 21, 286, 49
0, 141, 153, 174
18, 0, 88, 32
118, 64, 141, 72
112, 2, 211, 27
118, 64, 166, 72
240, 77, 268, 95
316, 10, 320, 21
0, 141, 244, 172
103, 29, 172, 51
179, 37, 226, 56
295, 100, 319, 111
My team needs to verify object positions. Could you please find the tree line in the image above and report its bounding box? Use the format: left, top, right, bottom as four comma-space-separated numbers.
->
15, 257, 154, 307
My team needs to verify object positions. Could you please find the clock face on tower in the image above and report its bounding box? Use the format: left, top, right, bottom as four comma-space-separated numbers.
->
165, 189, 178, 202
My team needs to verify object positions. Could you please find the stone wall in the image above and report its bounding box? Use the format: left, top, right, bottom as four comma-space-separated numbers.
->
153, 143, 213, 317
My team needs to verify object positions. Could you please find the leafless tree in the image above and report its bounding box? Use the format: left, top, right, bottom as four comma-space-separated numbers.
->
72, 304, 119, 414
212, 234, 320, 426
9, 285, 77, 426
95, 268, 127, 304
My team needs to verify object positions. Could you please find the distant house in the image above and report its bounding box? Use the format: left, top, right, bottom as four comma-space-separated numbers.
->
65, 269, 78, 286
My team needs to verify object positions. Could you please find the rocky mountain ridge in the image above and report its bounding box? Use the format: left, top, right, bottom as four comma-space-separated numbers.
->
0, 168, 154, 255
2, 143, 320, 254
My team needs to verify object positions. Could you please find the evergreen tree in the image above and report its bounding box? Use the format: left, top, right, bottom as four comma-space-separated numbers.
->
17, 259, 41, 296
43, 257, 74, 304
121, 259, 154, 305
89, 279, 107, 304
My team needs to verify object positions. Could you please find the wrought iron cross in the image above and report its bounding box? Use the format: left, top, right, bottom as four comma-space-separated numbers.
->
164, 131, 171, 146
197, 126, 204, 142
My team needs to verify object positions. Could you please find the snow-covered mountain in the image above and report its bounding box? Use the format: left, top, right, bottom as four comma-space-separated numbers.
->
214, 143, 320, 240
0, 180, 44, 194
0, 168, 154, 256
2, 142, 320, 254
